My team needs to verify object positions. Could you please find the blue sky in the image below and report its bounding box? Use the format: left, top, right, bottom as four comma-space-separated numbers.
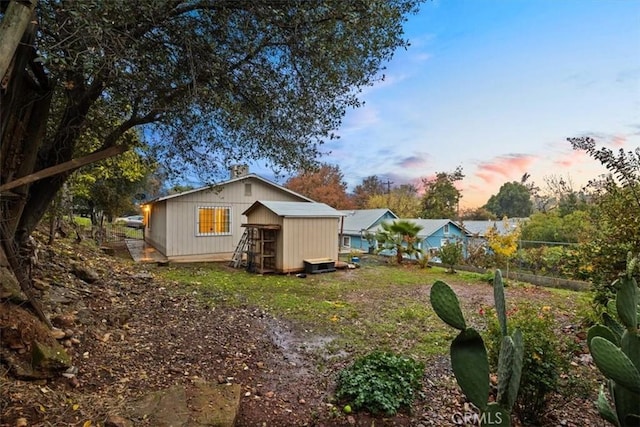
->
320, 0, 640, 209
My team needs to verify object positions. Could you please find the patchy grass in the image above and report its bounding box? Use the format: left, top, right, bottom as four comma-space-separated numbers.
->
157, 261, 591, 360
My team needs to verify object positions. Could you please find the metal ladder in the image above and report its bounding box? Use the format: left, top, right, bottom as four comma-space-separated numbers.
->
229, 228, 250, 268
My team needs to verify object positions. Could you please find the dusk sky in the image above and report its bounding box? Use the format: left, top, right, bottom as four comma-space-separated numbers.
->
319, 0, 640, 209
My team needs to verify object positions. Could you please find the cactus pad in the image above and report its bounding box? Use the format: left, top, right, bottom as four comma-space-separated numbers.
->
602, 312, 624, 340
506, 329, 524, 411
621, 330, 640, 373
588, 324, 621, 349
493, 270, 508, 337
590, 336, 640, 394
430, 280, 466, 330
496, 335, 514, 408
450, 328, 489, 410
595, 385, 619, 426
616, 276, 638, 330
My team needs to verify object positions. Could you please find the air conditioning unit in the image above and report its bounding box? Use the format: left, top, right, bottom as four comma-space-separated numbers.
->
230, 164, 249, 179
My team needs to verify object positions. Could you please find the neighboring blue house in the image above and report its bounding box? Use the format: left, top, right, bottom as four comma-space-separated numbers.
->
339, 209, 398, 252
407, 219, 468, 258
371, 218, 468, 258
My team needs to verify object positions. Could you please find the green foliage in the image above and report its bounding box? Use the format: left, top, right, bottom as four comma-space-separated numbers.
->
353, 176, 387, 209
367, 184, 422, 218
587, 256, 640, 426
420, 166, 464, 219
520, 211, 592, 244
335, 351, 425, 415
484, 181, 533, 218
70, 151, 154, 221
484, 303, 566, 423
429, 271, 521, 426
438, 240, 463, 273
375, 219, 423, 264
7, 0, 424, 244
569, 137, 640, 300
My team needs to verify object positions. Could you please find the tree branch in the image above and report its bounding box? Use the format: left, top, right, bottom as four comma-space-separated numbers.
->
0, 145, 127, 193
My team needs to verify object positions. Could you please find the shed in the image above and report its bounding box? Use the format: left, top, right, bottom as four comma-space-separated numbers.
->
241, 201, 344, 273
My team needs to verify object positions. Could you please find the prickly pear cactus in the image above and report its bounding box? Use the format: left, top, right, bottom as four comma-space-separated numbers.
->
430, 270, 523, 427
587, 255, 640, 427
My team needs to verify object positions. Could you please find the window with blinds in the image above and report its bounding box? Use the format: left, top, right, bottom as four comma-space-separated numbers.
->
197, 206, 231, 235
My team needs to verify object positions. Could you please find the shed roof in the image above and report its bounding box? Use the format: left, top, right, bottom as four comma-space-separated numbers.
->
339, 209, 398, 234
145, 173, 314, 204
243, 201, 345, 218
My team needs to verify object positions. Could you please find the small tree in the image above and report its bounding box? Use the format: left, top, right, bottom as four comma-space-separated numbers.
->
486, 218, 521, 277
375, 220, 423, 264
439, 239, 463, 273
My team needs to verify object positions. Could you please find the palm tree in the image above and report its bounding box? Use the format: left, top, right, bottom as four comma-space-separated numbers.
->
375, 220, 423, 264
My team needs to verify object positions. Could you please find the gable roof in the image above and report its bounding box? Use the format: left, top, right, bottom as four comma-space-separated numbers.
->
243, 201, 344, 218
370, 218, 464, 238
146, 173, 314, 204
406, 219, 464, 238
460, 219, 524, 237
339, 209, 398, 234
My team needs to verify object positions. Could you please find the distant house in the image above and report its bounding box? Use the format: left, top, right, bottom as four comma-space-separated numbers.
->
142, 171, 314, 262
460, 219, 522, 237
459, 218, 524, 245
407, 219, 468, 257
371, 218, 467, 258
242, 201, 344, 273
339, 209, 398, 252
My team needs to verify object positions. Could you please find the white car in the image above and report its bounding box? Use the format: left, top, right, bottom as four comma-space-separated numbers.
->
115, 215, 144, 229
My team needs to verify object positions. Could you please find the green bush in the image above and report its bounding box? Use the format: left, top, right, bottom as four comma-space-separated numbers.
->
335, 351, 425, 415
483, 303, 567, 423
438, 240, 463, 273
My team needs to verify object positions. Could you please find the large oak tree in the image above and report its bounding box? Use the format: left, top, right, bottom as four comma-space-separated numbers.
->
0, 0, 422, 311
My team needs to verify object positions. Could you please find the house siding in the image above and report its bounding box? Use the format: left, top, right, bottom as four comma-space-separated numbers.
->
421, 225, 467, 257
281, 217, 340, 272
145, 176, 308, 261
145, 200, 168, 255
341, 210, 398, 252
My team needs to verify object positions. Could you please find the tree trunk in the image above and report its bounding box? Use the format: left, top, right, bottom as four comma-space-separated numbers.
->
0, 0, 38, 81
0, 1, 55, 327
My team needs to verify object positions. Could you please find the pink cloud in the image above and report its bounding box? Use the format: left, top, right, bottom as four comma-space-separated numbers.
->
553, 150, 588, 168
611, 135, 626, 147
474, 154, 537, 185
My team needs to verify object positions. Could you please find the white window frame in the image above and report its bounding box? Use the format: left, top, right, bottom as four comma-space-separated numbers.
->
342, 235, 351, 248
196, 206, 232, 236
443, 223, 450, 235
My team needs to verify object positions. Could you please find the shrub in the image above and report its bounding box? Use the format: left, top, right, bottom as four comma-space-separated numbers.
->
483, 303, 566, 423
335, 351, 424, 415
439, 240, 463, 273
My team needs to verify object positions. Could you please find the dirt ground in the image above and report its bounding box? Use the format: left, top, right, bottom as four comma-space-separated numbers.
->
1, 237, 604, 426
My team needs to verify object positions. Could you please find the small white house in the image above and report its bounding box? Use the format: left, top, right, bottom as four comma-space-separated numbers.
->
142, 172, 313, 262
